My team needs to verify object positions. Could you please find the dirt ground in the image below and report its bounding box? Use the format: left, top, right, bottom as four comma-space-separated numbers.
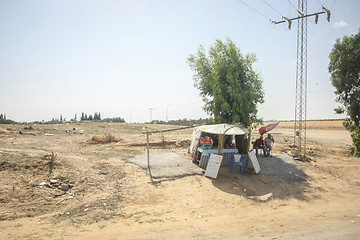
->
0, 120, 359, 240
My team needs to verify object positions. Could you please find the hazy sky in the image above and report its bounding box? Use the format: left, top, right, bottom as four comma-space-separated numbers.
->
0, 0, 359, 123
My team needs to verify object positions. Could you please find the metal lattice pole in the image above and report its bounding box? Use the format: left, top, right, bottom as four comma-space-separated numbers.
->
273, 0, 331, 158
294, 0, 307, 157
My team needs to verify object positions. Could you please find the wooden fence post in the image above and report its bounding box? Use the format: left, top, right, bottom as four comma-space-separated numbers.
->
146, 132, 154, 184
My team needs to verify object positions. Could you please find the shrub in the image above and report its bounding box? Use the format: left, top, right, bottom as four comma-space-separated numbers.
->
91, 133, 122, 144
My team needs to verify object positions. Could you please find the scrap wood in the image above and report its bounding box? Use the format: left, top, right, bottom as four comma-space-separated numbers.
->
43, 152, 57, 160
39, 182, 54, 188
42, 152, 57, 175
56, 196, 74, 205
24, 132, 36, 136
141, 125, 198, 134
128, 140, 176, 147
54, 192, 67, 198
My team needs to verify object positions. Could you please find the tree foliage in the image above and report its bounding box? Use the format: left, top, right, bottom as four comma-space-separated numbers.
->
150, 118, 209, 126
102, 117, 125, 123
329, 30, 360, 156
188, 38, 264, 127
80, 112, 101, 121
0, 113, 15, 124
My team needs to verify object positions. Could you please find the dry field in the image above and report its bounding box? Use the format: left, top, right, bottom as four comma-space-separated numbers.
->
0, 120, 359, 239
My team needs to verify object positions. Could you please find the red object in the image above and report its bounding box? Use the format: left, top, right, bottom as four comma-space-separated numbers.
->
259, 122, 280, 136
253, 138, 264, 148
201, 136, 213, 144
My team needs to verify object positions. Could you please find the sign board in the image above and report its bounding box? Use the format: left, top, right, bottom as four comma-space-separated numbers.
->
248, 150, 261, 174
205, 154, 223, 179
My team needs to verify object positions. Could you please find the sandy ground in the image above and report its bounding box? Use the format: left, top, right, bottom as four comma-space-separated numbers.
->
0, 120, 359, 239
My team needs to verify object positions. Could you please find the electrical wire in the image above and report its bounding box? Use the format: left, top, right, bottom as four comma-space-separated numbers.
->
262, 0, 283, 17
316, 0, 324, 7
236, 0, 274, 22
288, 0, 298, 12
330, 0, 337, 10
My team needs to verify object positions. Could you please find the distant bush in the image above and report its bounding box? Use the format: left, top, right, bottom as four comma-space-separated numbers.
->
0, 119, 16, 124
102, 117, 126, 123
149, 118, 209, 126
0, 113, 16, 124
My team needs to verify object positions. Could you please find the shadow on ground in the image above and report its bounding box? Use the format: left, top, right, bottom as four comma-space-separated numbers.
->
127, 150, 321, 201
211, 154, 317, 202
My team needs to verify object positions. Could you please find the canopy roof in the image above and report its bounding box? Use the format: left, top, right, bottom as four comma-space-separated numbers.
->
189, 124, 248, 156
196, 124, 248, 135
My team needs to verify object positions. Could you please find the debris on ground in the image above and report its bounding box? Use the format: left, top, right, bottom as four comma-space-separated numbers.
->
42, 152, 57, 175
176, 139, 191, 147
128, 140, 176, 147
91, 133, 122, 144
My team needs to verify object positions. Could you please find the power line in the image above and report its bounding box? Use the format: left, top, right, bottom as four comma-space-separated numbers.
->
236, 0, 274, 22
288, 0, 298, 12
316, 0, 336, 12
330, 0, 337, 10
316, 0, 324, 6
262, 0, 283, 17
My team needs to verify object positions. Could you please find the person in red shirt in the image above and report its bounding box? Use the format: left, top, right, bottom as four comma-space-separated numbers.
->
253, 136, 265, 156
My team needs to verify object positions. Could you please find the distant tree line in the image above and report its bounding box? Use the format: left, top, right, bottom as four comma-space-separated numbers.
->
0, 113, 7, 120
80, 112, 101, 121
149, 118, 209, 126
39, 112, 125, 123
102, 117, 126, 123
0, 113, 15, 124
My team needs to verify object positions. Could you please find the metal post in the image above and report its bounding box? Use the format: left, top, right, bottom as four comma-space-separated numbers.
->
146, 132, 154, 184
294, 0, 307, 158
273, 0, 330, 159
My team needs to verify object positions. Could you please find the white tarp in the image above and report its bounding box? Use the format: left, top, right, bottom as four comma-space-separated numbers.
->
190, 124, 248, 155
197, 124, 248, 135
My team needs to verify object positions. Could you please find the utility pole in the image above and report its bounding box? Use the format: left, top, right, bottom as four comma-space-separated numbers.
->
166, 104, 172, 122
149, 108, 153, 123
273, 0, 330, 158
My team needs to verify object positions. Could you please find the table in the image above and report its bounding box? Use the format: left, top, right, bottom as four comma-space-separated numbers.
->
197, 147, 239, 169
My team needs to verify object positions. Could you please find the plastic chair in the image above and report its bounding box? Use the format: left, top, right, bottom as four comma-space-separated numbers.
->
230, 153, 245, 174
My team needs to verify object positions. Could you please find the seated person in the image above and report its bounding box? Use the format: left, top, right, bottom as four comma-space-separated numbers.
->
253, 136, 265, 156
264, 134, 275, 157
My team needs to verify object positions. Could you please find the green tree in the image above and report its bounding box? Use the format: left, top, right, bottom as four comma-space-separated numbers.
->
188, 38, 264, 127
328, 30, 360, 156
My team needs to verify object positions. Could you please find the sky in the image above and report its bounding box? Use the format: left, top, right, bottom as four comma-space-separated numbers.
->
0, 0, 359, 123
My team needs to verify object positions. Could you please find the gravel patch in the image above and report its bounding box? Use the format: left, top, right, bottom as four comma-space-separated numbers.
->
126, 150, 204, 179
128, 151, 306, 181
257, 153, 307, 180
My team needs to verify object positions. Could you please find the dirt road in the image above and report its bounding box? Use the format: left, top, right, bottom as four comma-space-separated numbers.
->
0, 120, 359, 239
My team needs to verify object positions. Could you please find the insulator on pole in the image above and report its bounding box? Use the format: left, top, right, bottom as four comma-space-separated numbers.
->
322, 6, 331, 22
315, 14, 319, 24
282, 16, 292, 30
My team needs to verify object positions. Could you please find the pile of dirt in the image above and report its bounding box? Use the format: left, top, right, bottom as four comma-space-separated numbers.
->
0, 152, 50, 172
